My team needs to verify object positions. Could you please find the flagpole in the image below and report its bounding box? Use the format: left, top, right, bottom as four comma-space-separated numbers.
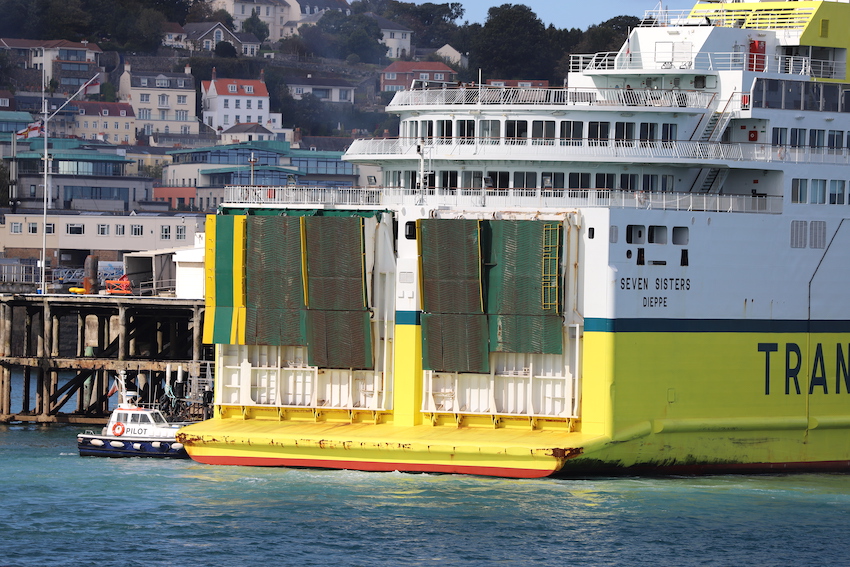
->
39, 71, 100, 294
40, 63, 48, 294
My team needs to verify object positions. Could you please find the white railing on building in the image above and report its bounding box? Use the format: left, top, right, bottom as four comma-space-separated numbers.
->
225, 185, 783, 215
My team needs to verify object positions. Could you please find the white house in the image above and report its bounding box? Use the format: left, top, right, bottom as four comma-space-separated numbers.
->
286, 74, 354, 104
363, 12, 412, 59
201, 70, 277, 132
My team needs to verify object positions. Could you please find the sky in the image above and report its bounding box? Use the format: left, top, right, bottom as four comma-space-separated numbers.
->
455, 1, 698, 30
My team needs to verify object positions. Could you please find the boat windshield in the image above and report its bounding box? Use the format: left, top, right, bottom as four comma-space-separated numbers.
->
150, 412, 168, 425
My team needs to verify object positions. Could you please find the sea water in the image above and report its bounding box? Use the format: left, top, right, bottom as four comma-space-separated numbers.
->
2, 380, 849, 566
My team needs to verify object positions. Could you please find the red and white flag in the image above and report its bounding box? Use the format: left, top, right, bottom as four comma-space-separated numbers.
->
16, 120, 43, 139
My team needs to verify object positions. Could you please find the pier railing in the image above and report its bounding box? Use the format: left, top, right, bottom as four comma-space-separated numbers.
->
225, 185, 782, 214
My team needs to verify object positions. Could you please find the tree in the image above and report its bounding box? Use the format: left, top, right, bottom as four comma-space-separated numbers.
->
386, 2, 464, 48
214, 41, 238, 57
469, 4, 553, 81
209, 8, 235, 30
242, 8, 269, 43
185, 0, 213, 23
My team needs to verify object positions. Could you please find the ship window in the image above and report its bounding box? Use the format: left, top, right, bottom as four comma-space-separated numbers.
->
440, 171, 459, 192
505, 120, 528, 144
436, 119, 452, 140
661, 175, 674, 192
541, 172, 565, 189
694, 75, 706, 89
829, 180, 845, 204
115, 413, 127, 422
596, 173, 615, 189
791, 179, 807, 203
772, 127, 787, 146
532, 120, 555, 145
588, 121, 609, 146
420, 120, 434, 139
461, 170, 483, 189
681, 249, 688, 266
810, 179, 827, 204
626, 224, 645, 244
513, 172, 537, 193
615, 122, 635, 147
809, 129, 825, 148
609, 225, 618, 243
457, 120, 474, 144
790, 220, 807, 248
642, 174, 658, 192
784, 82, 803, 110
569, 172, 590, 189
763, 79, 782, 109
639, 122, 657, 146
823, 84, 839, 112
804, 83, 821, 112
636, 248, 645, 265
486, 171, 509, 189
661, 123, 677, 147
560, 120, 583, 146
790, 129, 806, 148
828, 130, 843, 150
810, 221, 827, 249
672, 226, 689, 245
130, 413, 142, 423
479, 120, 500, 144
405, 221, 416, 239
620, 173, 639, 191
588, 227, 595, 239
648, 225, 667, 244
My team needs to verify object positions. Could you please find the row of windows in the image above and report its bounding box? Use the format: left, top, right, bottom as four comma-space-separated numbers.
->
222, 115, 261, 125
222, 99, 263, 109
137, 109, 190, 121
623, 224, 689, 245
138, 78, 188, 89
386, 170, 675, 192
74, 121, 131, 130
290, 157, 356, 175
10, 222, 186, 239
773, 127, 850, 149
138, 94, 189, 105
752, 78, 850, 113
404, 119, 678, 145
790, 178, 850, 204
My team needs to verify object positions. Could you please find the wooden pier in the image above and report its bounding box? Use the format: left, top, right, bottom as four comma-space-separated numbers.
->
0, 293, 208, 424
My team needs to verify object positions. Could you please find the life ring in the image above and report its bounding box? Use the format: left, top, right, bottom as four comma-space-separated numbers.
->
112, 422, 125, 436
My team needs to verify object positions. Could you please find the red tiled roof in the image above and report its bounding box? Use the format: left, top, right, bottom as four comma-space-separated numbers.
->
202, 78, 269, 97
382, 61, 456, 74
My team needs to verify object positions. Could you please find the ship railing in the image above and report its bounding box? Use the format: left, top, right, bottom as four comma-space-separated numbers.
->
346, 137, 751, 161
389, 86, 716, 109
570, 51, 840, 79
225, 186, 782, 215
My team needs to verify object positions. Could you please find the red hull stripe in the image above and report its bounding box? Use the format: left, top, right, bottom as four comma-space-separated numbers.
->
191, 455, 557, 478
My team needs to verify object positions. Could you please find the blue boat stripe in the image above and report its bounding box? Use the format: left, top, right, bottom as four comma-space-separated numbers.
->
584, 318, 850, 333
396, 311, 421, 325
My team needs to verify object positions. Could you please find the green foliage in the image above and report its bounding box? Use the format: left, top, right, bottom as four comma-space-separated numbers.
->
301, 12, 386, 64
469, 4, 553, 81
241, 8, 269, 43
100, 82, 117, 102
214, 41, 238, 58
210, 8, 235, 30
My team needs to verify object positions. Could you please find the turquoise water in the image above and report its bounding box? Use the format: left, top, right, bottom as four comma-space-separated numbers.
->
1, 422, 848, 567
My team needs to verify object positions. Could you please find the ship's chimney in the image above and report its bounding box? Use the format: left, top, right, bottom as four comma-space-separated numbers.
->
212, 66, 217, 81
260, 68, 265, 83
184, 63, 191, 74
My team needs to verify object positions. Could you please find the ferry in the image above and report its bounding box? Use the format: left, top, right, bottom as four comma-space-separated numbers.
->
178, 0, 850, 477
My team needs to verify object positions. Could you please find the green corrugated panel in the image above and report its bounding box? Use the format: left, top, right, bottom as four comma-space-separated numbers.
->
487, 220, 561, 316
246, 216, 304, 309
307, 310, 373, 369
245, 308, 308, 346
304, 216, 365, 311
421, 313, 489, 373
211, 216, 235, 344
489, 314, 563, 355
420, 219, 483, 314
